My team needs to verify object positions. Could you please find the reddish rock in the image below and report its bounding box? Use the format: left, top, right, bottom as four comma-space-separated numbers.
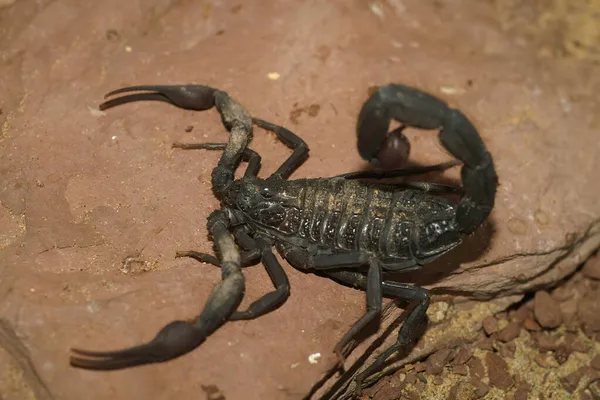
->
496, 321, 522, 342
371, 380, 405, 400
533, 332, 561, 352
578, 288, 600, 332
486, 352, 514, 390
467, 357, 486, 380
554, 344, 571, 365
414, 362, 426, 373
534, 291, 564, 329
582, 253, 600, 280
591, 355, 600, 371
425, 348, 452, 375
561, 367, 594, 393
452, 364, 469, 376
451, 347, 473, 366
565, 332, 590, 353
404, 373, 417, 385
482, 316, 500, 336
498, 342, 517, 358
447, 381, 478, 400
523, 318, 542, 332
514, 388, 530, 400
469, 379, 490, 398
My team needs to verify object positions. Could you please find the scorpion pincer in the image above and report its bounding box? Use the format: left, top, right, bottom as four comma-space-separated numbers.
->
70, 83, 497, 391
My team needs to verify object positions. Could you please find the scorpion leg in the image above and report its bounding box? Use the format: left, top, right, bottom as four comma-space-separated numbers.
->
176, 227, 262, 267
252, 118, 309, 180
181, 233, 291, 321
324, 270, 429, 390
332, 259, 382, 362
357, 83, 497, 234
336, 160, 459, 180
229, 245, 291, 320
172, 143, 262, 178
70, 210, 244, 370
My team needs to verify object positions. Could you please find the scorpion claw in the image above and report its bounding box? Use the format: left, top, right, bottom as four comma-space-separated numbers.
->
70, 320, 204, 370
99, 85, 219, 112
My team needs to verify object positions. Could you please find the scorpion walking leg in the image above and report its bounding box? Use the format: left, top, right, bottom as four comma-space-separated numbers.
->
70, 210, 245, 370
181, 232, 291, 321
229, 245, 291, 320
332, 260, 383, 362
176, 227, 262, 267
324, 270, 429, 389
173, 143, 262, 178
252, 118, 309, 180
336, 160, 459, 180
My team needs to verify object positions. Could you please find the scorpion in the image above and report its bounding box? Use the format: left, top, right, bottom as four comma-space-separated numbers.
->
70, 83, 497, 390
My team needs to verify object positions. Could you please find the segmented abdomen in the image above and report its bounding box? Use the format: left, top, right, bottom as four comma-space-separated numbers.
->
251, 178, 456, 259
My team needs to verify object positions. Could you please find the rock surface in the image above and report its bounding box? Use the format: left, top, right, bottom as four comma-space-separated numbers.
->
0, 1, 599, 400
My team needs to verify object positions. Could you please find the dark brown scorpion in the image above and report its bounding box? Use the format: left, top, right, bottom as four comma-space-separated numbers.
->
70, 83, 497, 390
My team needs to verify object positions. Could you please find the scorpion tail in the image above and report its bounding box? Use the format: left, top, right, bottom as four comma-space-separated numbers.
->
99, 85, 254, 196
70, 211, 245, 371
356, 84, 498, 234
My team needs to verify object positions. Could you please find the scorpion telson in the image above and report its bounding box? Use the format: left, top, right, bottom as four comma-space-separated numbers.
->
70, 84, 497, 391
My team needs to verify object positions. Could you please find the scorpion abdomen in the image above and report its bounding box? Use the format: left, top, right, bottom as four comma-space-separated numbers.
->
240, 178, 462, 266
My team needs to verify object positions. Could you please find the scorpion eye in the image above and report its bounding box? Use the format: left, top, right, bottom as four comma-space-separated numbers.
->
260, 187, 274, 198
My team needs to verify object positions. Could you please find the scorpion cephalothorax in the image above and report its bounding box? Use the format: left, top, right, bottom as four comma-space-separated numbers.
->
70, 83, 497, 391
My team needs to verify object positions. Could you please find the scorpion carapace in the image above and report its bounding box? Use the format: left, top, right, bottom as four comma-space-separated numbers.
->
70, 83, 497, 391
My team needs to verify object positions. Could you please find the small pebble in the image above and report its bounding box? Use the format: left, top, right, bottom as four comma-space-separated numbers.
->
404, 389, 421, 400
535, 353, 559, 368
590, 355, 600, 371
425, 348, 452, 375
566, 332, 589, 353
554, 344, 572, 365
467, 357, 486, 380
534, 291, 564, 328
469, 379, 490, 398
578, 288, 600, 332
498, 342, 517, 358
452, 364, 469, 376
588, 379, 600, 399
475, 337, 494, 351
551, 285, 573, 301
513, 305, 534, 322
496, 321, 522, 342
582, 253, 600, 280
482, 316, 499, 335
561, 366, 593, 393
514, 388, 530, 400
432, 376, 443, 385
371, 380, 405, 400
534, 332, 561, 352
414, 362, 426, 373
524, 318, 542, 331
447, 381, 478, 400
486, 352, 514, 390
451, 347, 472, 365
404, 372, 417, 384
184, 125, 194, 132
